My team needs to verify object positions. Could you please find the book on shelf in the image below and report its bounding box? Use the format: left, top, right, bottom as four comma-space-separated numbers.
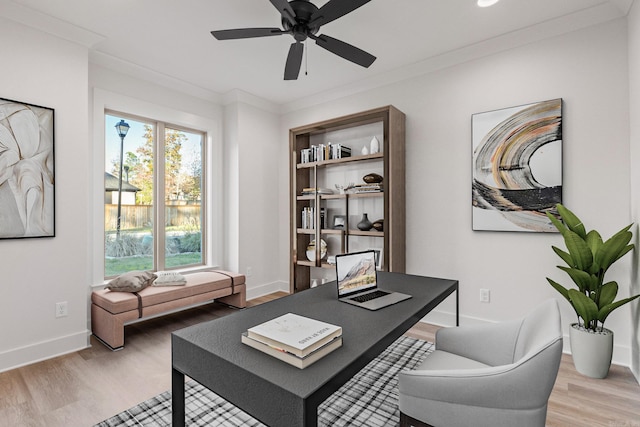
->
301, 207, 327, 229
299, 143, 352, 164
354, 183, 384, 193
246, 312, 342, 358
241, 333, 342, 369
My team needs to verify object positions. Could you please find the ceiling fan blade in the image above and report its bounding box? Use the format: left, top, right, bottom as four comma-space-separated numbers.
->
211, 28, 284, 40
312, 34, 376, 68
269, 0, 297, 26
284, 42, 304, 80
309, 0, 371, 27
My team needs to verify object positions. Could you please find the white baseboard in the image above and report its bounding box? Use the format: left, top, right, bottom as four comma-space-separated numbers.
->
247, 280, 288, 301
0, 330, 90, 373
419, 309, 632, 368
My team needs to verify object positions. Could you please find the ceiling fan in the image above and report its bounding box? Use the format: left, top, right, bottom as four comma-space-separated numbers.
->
211, 0, 376, 80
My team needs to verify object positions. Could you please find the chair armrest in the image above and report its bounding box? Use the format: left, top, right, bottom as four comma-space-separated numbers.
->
399, 338, 562, 410
436, 318, 522, 366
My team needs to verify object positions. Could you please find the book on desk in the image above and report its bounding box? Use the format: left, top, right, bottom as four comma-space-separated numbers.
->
242, 313, 342, 368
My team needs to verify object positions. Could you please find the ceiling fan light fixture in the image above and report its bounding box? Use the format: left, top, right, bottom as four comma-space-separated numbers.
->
477, 0, 499, 7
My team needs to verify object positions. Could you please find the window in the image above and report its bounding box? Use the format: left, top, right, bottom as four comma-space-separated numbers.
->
104, 112, 205, 278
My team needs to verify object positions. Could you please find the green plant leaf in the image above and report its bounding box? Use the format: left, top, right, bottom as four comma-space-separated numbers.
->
552, 246, 574, 267
598, 294, 640, 325
594, 229, 633, 273
556, 204, 587, 239
547, 278, 570, 301
547, 211, 568, 235
585, 230, 603, 257
563, 230, 593, 271
557, 266, 594, 293
598, 281, 618, 309
569, 288, 598, 326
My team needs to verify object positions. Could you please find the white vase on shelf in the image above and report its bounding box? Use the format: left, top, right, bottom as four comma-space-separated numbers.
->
370, 136, 380, 154
361, 146, 369, 155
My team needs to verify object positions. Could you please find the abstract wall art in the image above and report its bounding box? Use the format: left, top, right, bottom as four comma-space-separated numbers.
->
472, 99, 562, 232
0, 98, 55, 239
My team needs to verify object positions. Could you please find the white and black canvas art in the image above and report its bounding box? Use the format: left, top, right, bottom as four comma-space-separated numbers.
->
0, 98, 55, 239
472, 99, 562, 232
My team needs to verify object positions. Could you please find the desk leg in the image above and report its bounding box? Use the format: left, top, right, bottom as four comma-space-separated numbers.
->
456, 285, 459, 327
172, 368, 185, 427
304, 401, 318, 427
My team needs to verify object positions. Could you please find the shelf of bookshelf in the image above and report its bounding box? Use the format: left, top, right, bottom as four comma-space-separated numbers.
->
319, 194, 346, 200
348, 230, 384, 237
296, 260, 336, 269
320, 229, 345, 235
348, 192, 383, 199
289, 106, 406, 292
296, 152, 384, 169
296, 228, 316, 235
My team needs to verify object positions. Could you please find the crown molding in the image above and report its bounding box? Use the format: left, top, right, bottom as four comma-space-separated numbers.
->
0, 0, 104, 47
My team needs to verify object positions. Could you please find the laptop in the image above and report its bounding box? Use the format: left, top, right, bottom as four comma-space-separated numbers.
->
335, 250, 411, 310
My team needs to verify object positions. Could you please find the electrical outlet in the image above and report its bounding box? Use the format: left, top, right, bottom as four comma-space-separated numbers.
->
480, 289, 490, 303
246, 267, 253, 277
55, 301, 68, 318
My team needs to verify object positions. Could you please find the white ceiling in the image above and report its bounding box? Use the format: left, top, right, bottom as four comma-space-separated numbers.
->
1, 0, 633, 106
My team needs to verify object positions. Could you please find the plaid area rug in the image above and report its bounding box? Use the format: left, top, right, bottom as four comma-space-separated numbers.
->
95, 336, 434, 427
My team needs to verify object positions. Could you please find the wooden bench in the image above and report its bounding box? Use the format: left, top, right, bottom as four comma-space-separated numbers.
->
91, 270, 246, 350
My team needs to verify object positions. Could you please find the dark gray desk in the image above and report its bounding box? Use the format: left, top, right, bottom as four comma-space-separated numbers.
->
172, 271, 458, 427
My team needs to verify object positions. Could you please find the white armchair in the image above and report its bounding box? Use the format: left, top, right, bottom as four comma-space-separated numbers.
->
398, 299, 563, 427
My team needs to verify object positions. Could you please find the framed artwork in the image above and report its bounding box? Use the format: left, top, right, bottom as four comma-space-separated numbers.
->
0, 97, 55, 239
472, 99, 562, 232
333, 214, 346, 229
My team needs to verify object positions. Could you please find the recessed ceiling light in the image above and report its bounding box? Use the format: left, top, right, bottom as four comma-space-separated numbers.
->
478, 0, 499, 7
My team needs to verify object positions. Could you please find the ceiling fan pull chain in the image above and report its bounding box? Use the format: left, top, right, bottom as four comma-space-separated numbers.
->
305, 39, 308, 76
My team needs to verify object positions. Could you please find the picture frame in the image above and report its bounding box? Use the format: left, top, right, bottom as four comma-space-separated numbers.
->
0, 97, 55, 239
471, 98, 562, 232
333, 214, 346, 229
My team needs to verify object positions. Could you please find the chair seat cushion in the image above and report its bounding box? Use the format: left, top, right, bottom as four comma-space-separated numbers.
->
416, 349, 491, 371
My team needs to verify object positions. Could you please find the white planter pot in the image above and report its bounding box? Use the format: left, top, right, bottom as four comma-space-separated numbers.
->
569, 323, 613, 379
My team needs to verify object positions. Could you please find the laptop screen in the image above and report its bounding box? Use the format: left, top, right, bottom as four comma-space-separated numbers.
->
335, 250, 377, 297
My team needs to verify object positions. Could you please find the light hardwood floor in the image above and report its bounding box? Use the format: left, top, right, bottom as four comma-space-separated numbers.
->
1, 292, 638, 427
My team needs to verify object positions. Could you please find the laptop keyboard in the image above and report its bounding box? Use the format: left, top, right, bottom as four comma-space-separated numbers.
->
350, 290, 389, 303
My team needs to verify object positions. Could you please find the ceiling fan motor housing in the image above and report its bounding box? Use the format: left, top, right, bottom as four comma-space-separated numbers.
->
283, 0, 321, 41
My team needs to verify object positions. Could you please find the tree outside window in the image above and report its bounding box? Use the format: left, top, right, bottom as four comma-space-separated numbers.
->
104, 113, 204, 277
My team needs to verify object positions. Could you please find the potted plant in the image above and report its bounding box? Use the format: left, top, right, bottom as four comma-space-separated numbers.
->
546, 203, 640, 378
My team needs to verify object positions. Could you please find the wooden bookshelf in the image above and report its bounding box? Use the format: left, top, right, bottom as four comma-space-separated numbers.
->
289, 106, 406, 292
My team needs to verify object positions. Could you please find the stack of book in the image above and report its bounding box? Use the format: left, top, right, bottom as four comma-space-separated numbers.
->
354, 183, 384, 193
241, 313, 342, 369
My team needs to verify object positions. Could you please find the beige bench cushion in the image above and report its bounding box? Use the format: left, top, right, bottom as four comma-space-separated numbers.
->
92, 270, 244, 315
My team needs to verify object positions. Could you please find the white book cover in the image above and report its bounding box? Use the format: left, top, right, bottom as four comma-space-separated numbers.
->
247, 313, 342, 356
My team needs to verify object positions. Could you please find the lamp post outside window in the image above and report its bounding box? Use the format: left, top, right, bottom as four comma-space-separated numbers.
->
115, 119, 130, 239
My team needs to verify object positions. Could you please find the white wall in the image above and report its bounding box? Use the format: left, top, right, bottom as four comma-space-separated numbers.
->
224, 99, 286, 299
0, 18, 90, 371
280, 19, 635, 366
627, 0, 640, 380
